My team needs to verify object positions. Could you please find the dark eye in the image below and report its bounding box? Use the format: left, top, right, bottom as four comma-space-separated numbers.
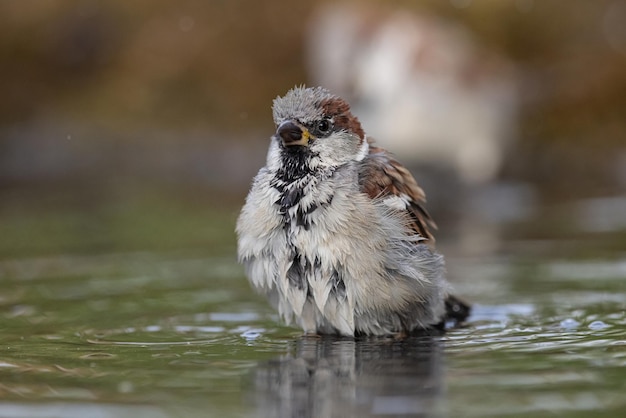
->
316, 119, 332, 135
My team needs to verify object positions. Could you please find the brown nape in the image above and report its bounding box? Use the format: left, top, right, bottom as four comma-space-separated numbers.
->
319, 97, 365, 140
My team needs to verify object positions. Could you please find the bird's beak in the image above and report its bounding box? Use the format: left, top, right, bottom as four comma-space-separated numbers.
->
276, 120, 311, 147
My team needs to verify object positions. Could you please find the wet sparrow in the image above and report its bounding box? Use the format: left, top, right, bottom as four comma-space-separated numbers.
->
237, 86, 469, 336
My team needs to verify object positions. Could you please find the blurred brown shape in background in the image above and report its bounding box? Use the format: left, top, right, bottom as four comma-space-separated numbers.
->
1, 0, 625, 255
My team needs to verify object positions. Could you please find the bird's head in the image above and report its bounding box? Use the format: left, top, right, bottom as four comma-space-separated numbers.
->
269, 86, 368, 174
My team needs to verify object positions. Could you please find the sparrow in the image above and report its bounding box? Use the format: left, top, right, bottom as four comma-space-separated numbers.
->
236, 86, 470, 337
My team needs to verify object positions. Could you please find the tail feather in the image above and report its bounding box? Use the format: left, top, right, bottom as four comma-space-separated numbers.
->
444, 294, 471, 325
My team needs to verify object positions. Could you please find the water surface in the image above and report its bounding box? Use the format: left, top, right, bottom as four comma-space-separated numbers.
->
1, 207, 625, 417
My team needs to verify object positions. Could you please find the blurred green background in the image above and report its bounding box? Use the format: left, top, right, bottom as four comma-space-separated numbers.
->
1, 0, 625, 258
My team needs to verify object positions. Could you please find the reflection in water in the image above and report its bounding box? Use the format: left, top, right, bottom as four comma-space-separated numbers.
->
2, 250, 625, 416
251, 336, 444, 418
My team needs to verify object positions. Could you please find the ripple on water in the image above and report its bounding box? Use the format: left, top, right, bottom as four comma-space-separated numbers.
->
445, 302, 625, 355
2, 250, 626, 416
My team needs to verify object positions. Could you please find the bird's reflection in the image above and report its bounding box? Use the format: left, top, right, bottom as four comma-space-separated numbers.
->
251, 335, 444, 418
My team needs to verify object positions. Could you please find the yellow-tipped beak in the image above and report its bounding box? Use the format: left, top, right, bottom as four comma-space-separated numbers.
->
277, 121, 311, 147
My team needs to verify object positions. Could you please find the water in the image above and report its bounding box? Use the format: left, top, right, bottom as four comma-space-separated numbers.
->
1, 209, 625, 417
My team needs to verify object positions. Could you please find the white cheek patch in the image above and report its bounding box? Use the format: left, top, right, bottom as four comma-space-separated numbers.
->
265, 139, 283, 171
382, 193, 411, 211
355, 136, 369, 162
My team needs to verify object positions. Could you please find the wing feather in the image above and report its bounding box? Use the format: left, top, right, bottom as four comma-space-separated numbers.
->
359, 141, 437, 243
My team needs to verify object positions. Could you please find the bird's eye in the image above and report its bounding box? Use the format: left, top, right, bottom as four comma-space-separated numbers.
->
316, 119, 332, 135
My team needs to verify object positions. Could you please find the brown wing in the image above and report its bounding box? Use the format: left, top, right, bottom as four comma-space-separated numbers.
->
359, 141, 437, 243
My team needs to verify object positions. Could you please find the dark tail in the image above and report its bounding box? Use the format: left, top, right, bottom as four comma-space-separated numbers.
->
430, 294, 471, 332
444, 294, 471, 325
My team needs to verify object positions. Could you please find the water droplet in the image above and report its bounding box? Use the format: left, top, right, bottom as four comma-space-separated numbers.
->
589, 320, 609, 330
560, 318, 580, 329
144, 325, 162, 332
179, 16, 195, 32
241, 329, 262, 340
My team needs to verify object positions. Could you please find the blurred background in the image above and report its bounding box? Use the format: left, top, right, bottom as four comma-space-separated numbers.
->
2, 0, 626, 259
